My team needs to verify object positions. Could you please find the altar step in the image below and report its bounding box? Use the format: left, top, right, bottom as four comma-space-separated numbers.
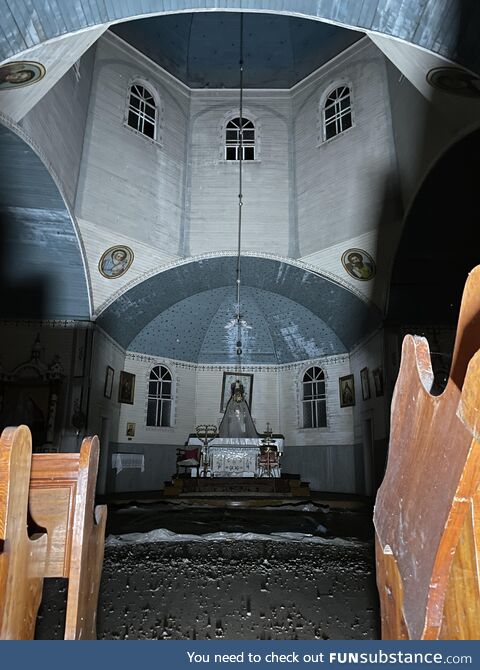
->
163, 475, 311, 499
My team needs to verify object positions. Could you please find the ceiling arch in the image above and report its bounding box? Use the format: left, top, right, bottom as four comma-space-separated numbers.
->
97, 255, 381, 363
0, 124, 90, 320
0, 2, 477, 73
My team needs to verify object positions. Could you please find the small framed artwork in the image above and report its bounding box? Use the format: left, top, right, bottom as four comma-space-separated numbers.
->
372, 367, 384, 397
118, 371, 135, 404
360, 367, 371, 401
0, 61, 46, 90
104, 365, 114, 399
339, 374, 355, 407
98, 245, 134, 279
126, 422, 136, 438
220, 372, 254, 411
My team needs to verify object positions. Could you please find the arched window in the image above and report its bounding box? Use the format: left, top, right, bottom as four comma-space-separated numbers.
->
225, 117, 255, 160
127, 83, 157, 139
302, 366, 326, 428
147, 365, 172, 427
323, 85, 352, 141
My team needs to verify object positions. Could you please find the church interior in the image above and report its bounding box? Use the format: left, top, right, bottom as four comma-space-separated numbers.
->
1, 1, 480, 640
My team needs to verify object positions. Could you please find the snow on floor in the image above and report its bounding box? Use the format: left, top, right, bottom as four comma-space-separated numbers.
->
35, 503, 379, 640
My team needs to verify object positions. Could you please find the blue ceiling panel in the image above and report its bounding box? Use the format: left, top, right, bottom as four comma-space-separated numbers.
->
111, 13, 362, 89
99, 256, 380, 363
0, 125, 90, 320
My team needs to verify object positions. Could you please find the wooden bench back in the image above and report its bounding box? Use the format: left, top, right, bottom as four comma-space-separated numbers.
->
0, 426, 107, 639
374, 266, 480, 639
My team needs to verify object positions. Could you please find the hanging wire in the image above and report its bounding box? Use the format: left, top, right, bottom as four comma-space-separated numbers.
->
235, 13, 244, 372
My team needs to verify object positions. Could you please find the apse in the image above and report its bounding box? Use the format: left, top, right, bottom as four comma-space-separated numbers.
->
97, 255, 381, 362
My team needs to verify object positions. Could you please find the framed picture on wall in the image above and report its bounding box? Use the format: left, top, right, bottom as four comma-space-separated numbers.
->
126, 422, 136, 437
104, 365, 114, 399
360, 367, 371, 401
118, 371, 135, 404
372, 367, 384, 397
220, 372, 254, 411
339, 374, 355, 407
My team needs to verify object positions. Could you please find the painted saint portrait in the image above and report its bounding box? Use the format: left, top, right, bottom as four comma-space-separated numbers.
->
0, 61, 46, 90
118, 371, 135, 404
99, 245, 134, 279
339, 374, 355, 408
341, 248, 376, 282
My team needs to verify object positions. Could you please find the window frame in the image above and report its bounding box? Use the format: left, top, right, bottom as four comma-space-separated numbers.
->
301, 365, 327, 429
146, 364, 173, 428
124, 78, 163, 145
220, 110, 260, 163
318, 81, 355, 145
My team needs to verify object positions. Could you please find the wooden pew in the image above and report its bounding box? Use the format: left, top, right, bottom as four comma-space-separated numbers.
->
0, 425, 107, 639
374, 266, 480, 639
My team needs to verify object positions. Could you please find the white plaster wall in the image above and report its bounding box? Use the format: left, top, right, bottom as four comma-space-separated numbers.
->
116, 354, 196, 446
17, 43, 97, 209
385, 59, 458, 212
349, 330, 387, 442
278, 355, 354, 446
294, 40, 400, 310
75, 33, 187, 274
194, 365, 280, 433
88, 327, 126, 441
0, 27, 106, 123
188, 92, 292, 257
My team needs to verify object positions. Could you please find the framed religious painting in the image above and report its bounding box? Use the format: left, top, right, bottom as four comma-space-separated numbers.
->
104, 366, 114, 399
372, 367, 384, 397
220, 372, 253, 412
360, 367, 371, 401
118, 371, 135, 404
339, 374, 355, 407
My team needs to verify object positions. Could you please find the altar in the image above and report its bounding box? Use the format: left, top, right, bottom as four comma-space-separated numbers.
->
186, 436, 285, 477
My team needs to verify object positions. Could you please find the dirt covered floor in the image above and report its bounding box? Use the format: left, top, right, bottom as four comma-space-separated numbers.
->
35, 502, 379, 640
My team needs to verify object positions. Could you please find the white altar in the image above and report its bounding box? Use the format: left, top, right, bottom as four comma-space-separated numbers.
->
186, 436, 284, 477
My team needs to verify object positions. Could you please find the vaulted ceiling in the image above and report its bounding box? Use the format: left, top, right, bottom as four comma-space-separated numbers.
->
98, 256, 381, 364
111, 13, 362, 89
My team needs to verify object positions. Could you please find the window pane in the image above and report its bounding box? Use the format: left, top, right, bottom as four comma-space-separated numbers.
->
129, 95, 141, 110
226, 146, 237, 160
162, 381, 172, 397
148, 381, 158, 395
324, 105, 335, 120
316, 400, 327, 427
243, 130, 254, 141
244, 146, 254, 160
303, 402, 312, 429
304, 384, 312, 400
340, 97, 350, 111
342, 113, 352, 131
128, 111, 138, 130
144, 121, 155, 139
147, 399, 157, 426
161, 401, 171, 427
226, 129, 237, 142
325, 122, 336, 140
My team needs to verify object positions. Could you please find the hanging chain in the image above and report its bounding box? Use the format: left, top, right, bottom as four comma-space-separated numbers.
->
235, 14, 244, 373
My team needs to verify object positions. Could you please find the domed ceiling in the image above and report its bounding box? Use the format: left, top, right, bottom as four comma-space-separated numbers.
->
97, 256, 381, 364
0, 126, 90, 320
111, 12, 362, 89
